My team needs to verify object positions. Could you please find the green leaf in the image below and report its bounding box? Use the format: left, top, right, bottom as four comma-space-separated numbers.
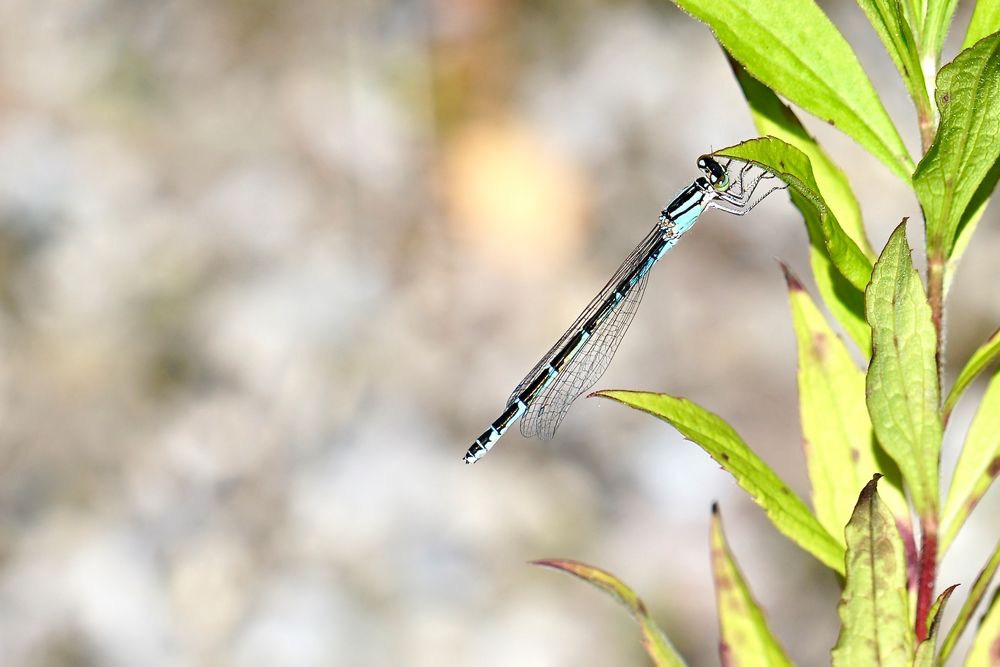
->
923, 0, 960, 64
938, 535, 1000, 664
831, 476, 913, 667
966, 589, 1000, 667
854, 0, 931, 119
940, 370, 1000, 554
711, 137, 874, 354
595, 390, 845, 574
533, 559, 686, 667
946, 156, 1000, 294
710, 505, 793, 666
963, 2, 1000, 50
865, 221, 941, 520
912, 584, 958, 666
942, 326, 1000, 421
913, 32, 1000, 259
672, 0, 913, 179
728, 61, 873, 257
782, 264, 909, 542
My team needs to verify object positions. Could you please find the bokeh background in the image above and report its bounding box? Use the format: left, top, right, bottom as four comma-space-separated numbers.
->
0, 1, 997, 665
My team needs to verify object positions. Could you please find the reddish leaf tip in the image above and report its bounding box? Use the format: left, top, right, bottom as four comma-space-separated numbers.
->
777, 259, 805, 292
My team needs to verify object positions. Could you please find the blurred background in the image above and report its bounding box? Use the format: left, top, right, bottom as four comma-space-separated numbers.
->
0, 1, 997, 665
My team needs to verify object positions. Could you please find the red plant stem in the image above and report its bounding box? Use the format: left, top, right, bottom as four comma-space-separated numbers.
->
915, 523, 938, 642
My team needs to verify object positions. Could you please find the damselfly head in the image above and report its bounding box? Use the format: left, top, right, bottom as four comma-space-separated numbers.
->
697, 156, 730, 191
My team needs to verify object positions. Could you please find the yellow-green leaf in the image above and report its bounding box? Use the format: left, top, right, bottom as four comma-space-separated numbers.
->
939, 536, 1000, 664
855, 0, 931, 122
782, 264, 908, 542
533, 559, 686, 667
923, 0, 960, 64
595, 390, 845, 574
940, 370, 1000, 554
710, 505, 793, 667
671, 0, 913, 179
962, 2, 1000, 50
865, 221, 941, 520
943, 326, 1000, 421
912, 584, 958, 666
832, 476, 913, 667
965, 589, 1000, 666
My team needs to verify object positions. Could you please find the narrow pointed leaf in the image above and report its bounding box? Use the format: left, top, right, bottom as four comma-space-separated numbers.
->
963, 3, 1000, 50
596, 390, 845, 574
946, 156, 1000, 294
671, 0, 913, 179
711, 138, 874, 357
940, 370, 1000, 554
923, 0, 960, 63
832, 476, 913, 667
939, 536, 1000, 664
710, 505, 793, 667
912, 584, 958, 666
533, 559, 686, 667
855, 0, 931, 119
782, 264, 908, 541
913, 32, 1000, 259
943, 327, 1000, 420
865, 222, 941, 520
965, 589, 1000, 666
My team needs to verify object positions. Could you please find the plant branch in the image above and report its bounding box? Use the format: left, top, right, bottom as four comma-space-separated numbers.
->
914, 520, 938, 642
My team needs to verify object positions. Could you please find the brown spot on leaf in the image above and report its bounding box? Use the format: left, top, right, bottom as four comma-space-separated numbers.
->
851, 448, 860, 462
989, 456, 1000, 478
941, 92, 950, 104
811, 332, 828, 362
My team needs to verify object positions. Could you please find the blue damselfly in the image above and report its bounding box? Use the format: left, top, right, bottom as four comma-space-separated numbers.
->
464, 156, 784, 464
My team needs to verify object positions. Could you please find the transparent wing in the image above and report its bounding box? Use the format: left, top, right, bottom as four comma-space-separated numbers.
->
507, 224, 664, 406
521, 268, 650, 439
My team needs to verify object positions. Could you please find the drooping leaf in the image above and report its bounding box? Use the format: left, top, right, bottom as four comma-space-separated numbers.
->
865, 221, 941, 520
782, 264, 908, 541
943, 326, 1000, 421
912, 584, 958, 666
913, 32, 1000, 260
533, 559, 686, 667
672, 0, 913, 179
728, 61, 872, 257
940, 370, 1000, 554
710, 139, 874, 356
710, 505, 793, 667
938, 536, 1000, 664
831, 476, 913, 667
965, 589, 1000, 666
595, 390, 845, 574
962, 1, 1000, 50
854, 0, 931, 122
728, 68, 872, 354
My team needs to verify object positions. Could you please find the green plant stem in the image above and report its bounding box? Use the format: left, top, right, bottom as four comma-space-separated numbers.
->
918, 108, 936, 155
914, 520, 938, 642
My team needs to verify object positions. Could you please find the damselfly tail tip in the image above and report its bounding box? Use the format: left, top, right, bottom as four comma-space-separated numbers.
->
463, 442, 485, 464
